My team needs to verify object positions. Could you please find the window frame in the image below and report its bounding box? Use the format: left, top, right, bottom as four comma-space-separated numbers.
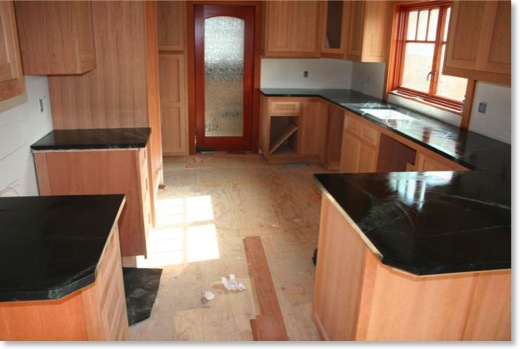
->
388, 1, 465, 114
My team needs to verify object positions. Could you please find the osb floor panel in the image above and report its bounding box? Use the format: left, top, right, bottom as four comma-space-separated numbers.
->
129, 153, 328, 341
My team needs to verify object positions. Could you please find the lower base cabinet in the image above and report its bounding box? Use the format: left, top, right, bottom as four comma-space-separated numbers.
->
0, 226, 129, 340
312, 195, 511, 341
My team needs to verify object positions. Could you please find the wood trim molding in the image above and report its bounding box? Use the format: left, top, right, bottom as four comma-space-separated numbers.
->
460, 79, 476, 131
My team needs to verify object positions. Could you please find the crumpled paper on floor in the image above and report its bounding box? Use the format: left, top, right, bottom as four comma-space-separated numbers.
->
221, 274, 246, 292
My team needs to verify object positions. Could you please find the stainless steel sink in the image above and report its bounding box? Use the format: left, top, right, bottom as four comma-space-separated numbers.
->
360, 109, 414, 121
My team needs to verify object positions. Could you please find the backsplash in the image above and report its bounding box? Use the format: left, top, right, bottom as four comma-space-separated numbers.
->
0, 76, 53, 197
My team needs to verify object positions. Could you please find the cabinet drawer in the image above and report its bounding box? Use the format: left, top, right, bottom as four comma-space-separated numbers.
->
344, 113, 361, 134
270, 101, 301, 116
360, 123, 380, 147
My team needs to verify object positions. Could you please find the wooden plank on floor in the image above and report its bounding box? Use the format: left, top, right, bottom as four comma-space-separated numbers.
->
244, 236, 288, 341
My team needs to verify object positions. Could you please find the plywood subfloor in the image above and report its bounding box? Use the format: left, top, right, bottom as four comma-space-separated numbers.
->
129, 153, 327, 341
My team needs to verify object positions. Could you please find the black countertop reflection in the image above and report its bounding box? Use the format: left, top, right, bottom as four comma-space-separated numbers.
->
30, 128, 151, 150
0, 195, 125, 301
315, 171, 511, 275
259, 88, 511, 173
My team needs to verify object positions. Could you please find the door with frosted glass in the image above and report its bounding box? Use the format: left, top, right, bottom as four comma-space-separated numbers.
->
194, 5, 254, 151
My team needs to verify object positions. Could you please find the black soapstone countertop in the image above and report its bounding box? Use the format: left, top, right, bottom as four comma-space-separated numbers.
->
259, 88, 511, 173
0, 195, 125, 302
315, 171, 511, 275
30, 127, 151, 150
260, 88, 511, 275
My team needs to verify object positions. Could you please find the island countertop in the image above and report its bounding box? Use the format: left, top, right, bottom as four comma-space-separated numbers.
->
314, 171, 511, 275
0, 195, 125, 302
30, 127, 151, 151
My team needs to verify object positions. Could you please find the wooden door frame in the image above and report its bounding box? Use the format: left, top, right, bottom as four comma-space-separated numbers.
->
187, 0, 263, 154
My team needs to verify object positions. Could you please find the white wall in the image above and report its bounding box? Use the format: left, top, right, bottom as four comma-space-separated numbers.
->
0, 76, 53, 197
350, 61, 386, 99
261, 58, 353, 89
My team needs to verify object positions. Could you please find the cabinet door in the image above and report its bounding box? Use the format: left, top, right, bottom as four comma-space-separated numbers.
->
415, 152, 469, 171
157, 0, 186, 51
264, 1, 320, 57
346, 0, 389, 62
0, 0, 24, 101
320, 0, 348, 58
14, 0, 96, 75
299, 100, 327, 157
159, 54, 188, 155
443, 0, 510, 85
340, 131, 361, 173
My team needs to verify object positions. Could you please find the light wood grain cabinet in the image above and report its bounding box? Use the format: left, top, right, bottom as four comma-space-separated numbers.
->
413, 151, 469, 172
14, 0, 96, 75
443, 0, 510, 86
33, 147, 152, 258
0, 0, 24, 101
159, 54, 188, 155
263, 0, 320, 58
346, 0, 390, 62
339, 111, 380, 173
319, 0, 349, 59
259, 96, 326, 163
157, 0, 186, 51
0, 225, 129, 340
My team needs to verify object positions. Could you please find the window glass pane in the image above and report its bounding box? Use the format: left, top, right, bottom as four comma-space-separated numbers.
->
436, 45, 467, 101
401, 43, 434, 93
204, 16, 244, 137
443, 7, 451, 42
427, 9, 439, 41
407, 10, 418, 40
416, 9, 429, 40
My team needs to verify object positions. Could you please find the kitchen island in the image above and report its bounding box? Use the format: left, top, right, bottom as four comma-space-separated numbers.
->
313, 171, 510, 341
0, 195, 128, 340
31, 128, 153, 258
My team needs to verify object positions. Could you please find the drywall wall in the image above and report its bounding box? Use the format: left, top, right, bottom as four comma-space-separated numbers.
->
350, 61, 386, 99
261, 58, 353, 89
0, 76, 53, 197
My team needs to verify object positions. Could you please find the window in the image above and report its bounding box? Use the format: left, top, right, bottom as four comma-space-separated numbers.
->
390, 1, 467, 113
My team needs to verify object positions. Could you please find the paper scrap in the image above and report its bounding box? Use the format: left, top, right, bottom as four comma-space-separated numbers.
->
221, 274, 246, 292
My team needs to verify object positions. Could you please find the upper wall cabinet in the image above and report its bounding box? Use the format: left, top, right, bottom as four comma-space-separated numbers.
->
263, 1, 320, 58
443, 0, 510, 86
14, 0, 96, 75
0, 0, 24, 101
346, 0, 391, 62
320, 0, 349, 59
157, 0, 186, 51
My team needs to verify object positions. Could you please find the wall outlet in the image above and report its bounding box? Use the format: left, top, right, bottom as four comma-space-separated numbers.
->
39, 98, 44, 113
478, 102, 487, 114
303, 71, 308, 78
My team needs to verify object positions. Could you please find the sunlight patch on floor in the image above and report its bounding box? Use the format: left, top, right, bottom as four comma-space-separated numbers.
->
137, 195, 220, 268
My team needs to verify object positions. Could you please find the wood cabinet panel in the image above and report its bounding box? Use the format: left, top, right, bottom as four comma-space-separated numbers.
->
0, 0, 24, 101
443, 0, 510, 85
414, 151, 469, 172
346, 0, 390, 62
33, 148, 151, 257
264, 1, 320, 58
159, 54, 188, 155
14, 0, 96, 75
320, 0, 349, 59
299, 100, 327, 158
157, 0, 186, 51
0, 226, 128, 340
324, 104, 345, 169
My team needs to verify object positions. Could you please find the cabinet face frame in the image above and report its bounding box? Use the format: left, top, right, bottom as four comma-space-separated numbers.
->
319, 0, 349, 59
0, 0, 24, 101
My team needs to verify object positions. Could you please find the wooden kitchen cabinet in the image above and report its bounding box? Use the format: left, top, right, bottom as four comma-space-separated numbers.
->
0, 0, 24, 101
157, 0, 186, 51
260, 96, 326, 163
159, 54, 188, 155
413, 151, 469, 172
339, 111, 380, 173
346, 0, 391, 62
443, 0, 510, 86
33, 147, 152, 258
319, 0, 349, 59
14, 0, 96, 75
263, 0, 320, 58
